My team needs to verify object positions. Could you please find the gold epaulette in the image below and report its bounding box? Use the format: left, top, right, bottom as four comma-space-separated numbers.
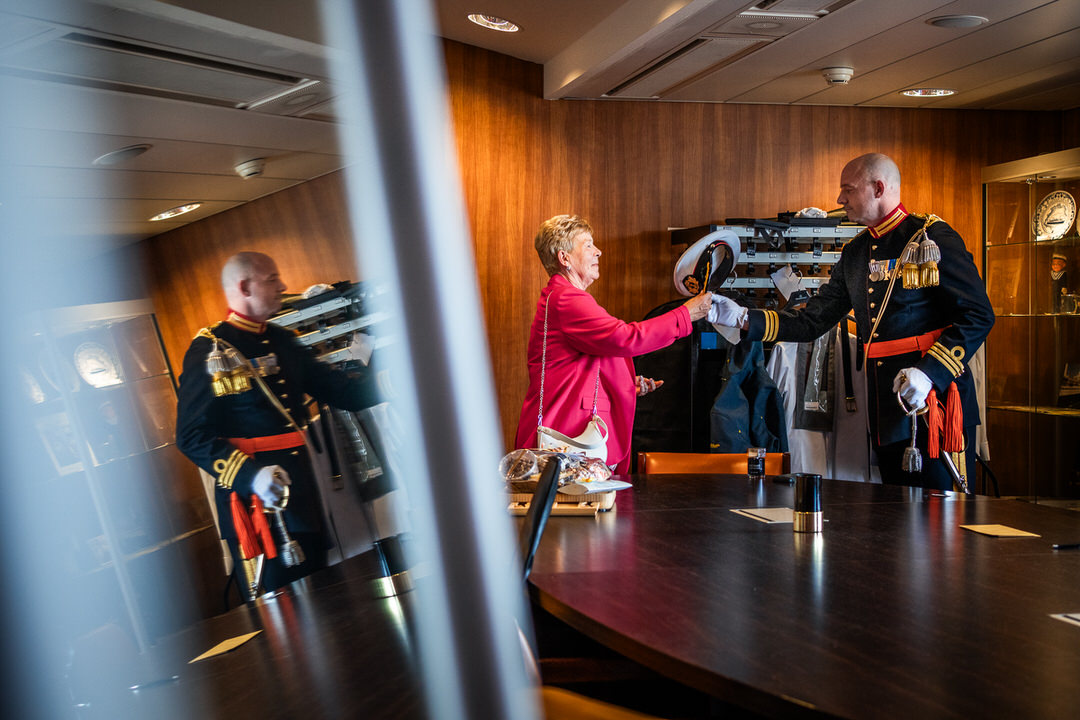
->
902, 214, 942, 289
194, 322, 222, 342
200, 326, 254, 397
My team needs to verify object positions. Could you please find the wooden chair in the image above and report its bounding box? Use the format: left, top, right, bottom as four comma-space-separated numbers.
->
540, 686, 661, 719
636, 451, 790, 475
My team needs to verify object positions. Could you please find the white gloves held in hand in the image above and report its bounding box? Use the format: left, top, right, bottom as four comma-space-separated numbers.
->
708, 295, 748, 328
252, 465, 291, 508
636, 375, 664, 397
893, 367, 933, 410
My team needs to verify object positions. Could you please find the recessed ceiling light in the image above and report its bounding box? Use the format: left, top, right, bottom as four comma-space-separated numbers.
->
747, 21, 782, 30
92, 144, 152, 166
901, 88, 956, 97
149, 203, 201, 221
467, 14, 519, 32
927, 15, 988, 29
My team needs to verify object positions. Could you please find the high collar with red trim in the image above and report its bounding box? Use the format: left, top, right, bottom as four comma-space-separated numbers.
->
226, 310, 267, 334
868, 204, 907, 238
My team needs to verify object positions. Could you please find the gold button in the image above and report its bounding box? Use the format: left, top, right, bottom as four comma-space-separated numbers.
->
870, 302, 876, 308
873, 332, 879, 338
876, 360, 883, 366
868, 287, 875, 294
872, 245, 877, 250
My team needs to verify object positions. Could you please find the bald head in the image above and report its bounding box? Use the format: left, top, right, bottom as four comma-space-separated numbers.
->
222, 252, 286, 321
837, 153, 903, 226
849, 153, 901, 191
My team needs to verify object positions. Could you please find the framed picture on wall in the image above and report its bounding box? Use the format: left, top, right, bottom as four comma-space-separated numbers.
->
36, 411, 84, 476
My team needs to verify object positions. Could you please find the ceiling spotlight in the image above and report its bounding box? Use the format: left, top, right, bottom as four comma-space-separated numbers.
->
927, 15, 988, 29
467, 14, 519, 32
150, 203, 201, 221
92, 144, 152, 166
901, 88, 956, 97
821, 67, 854, 86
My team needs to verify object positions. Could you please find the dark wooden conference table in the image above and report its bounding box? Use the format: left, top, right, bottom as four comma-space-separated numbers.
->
527, 475, 1080, 719
70, 551, 427, 720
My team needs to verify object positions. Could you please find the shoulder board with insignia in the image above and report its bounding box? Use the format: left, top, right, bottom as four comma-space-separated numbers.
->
911, 212, 943, 229
194, 321, 224, 342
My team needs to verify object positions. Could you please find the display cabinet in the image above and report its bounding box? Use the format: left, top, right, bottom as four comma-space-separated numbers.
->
24, 300, 217, 650
983, 147, 1080, 498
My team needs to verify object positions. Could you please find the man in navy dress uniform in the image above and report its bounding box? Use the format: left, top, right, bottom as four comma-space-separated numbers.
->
710, 153, 994, 490
176, 251, 382, 592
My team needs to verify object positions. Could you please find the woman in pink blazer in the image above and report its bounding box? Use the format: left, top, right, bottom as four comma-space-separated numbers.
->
515, 215, 713, 474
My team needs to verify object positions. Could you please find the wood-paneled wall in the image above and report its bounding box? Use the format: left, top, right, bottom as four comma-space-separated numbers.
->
143, 39, 1067, 450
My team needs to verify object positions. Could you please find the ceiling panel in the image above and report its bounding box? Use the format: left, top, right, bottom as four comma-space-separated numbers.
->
864, 29, 1080, 109
1, 0, 1077, 258
820, 1, 1080, 107
666, 0, 956, 102
19, 166, 297, 201
4, 128, 343, 179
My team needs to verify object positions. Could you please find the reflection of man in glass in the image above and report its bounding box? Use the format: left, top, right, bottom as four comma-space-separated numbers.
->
1051, 252, 1068, 313
176, 252, 383, 594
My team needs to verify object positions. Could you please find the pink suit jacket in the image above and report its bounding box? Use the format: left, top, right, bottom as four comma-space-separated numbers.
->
514, 274, 693, 474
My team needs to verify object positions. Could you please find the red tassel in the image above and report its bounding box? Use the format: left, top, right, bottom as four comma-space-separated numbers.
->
926, 389, 941, 459
944, 382, 963, 452
230, 492, 260, 559
249, 496, 278, 560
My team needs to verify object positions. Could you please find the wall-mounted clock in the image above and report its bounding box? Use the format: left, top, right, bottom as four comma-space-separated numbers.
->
1032, 190, 1076, 241
74, 341, 122, 388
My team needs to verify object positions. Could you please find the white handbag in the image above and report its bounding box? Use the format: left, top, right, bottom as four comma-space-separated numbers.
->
537, 415, 609, 460
535, 296, 609, 463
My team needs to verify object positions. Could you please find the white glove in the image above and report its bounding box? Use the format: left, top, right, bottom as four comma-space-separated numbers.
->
345, 332, 373, 365
708, 296, 748, 328
252, 465, 291, 508
892, 367, 933, 410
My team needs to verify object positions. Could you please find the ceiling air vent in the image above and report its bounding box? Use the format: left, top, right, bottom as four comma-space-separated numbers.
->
606, 37, 766, 99
0, 30, 313, 111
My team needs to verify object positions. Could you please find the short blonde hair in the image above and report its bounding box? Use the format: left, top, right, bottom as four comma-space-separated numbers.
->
534, 215, 593, 276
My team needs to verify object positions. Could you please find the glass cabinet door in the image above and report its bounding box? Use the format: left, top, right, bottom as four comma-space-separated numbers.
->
983, 148, 1080, 498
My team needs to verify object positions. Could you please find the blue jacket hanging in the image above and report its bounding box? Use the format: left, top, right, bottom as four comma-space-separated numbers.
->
710, 340, 789, 453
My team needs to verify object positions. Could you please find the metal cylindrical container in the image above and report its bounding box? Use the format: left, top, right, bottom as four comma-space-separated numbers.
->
794, 473, 823, 533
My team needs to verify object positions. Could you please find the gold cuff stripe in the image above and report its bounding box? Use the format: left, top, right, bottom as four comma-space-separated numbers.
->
215, 449, 247, 489
926, 343, 963, 377
926, 344, 961, 376
928, 342, 965, 374
220, 452, 244, 489
762, 310, 779, 342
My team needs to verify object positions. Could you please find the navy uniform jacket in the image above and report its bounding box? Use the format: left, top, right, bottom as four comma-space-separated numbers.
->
745, 207, 994, 447
176, 312, 381, 539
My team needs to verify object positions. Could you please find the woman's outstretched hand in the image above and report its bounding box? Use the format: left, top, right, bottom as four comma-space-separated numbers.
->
683, 291, 713, 321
